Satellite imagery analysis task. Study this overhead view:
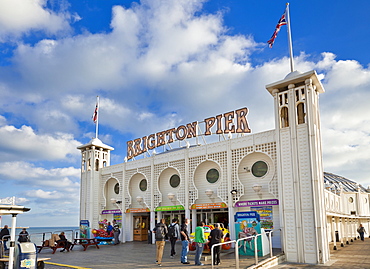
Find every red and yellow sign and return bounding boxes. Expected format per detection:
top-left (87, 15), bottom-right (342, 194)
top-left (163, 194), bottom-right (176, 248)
top-left (126, 208), bottom-right (150, 213)
top-left (190, 202), bottom-right (227, 210)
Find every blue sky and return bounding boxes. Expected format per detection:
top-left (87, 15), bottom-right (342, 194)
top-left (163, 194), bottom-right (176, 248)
top-left (1, 0), bottom-right (370, 227)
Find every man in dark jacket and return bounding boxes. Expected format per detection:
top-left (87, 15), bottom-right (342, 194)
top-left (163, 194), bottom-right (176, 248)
top-left (209, 223), bottom-right (224, 265)
top-left (153, 219), bottom-right (168, 267)
top-left (0, 225), bottom-right (10, 251)
top-left (168, 218), bottom-right (180, 258)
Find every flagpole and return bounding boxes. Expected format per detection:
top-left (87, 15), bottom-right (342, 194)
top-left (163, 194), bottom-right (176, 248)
top-left (286, 3), bottom-right (294, 72)
top-left (95, 96), bottom-right (99, 139)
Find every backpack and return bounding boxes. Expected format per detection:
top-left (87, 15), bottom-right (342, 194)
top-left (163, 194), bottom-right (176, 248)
top-left (155, 224), bottom-right (165, 240)
top-left (168, 224), bottom-right (177, 238)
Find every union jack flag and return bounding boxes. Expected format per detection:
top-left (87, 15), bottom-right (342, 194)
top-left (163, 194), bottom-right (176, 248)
top-left (267, 12), bottom-right (287, 48)
top-left (92, 100), bottom-right (98, 123)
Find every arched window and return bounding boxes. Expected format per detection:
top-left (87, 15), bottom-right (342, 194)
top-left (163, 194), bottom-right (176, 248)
top-left (280, 107), bottom-right (289, 128)
top-left (95, 159), bottom-right (99, 171)
top-left (297, 102), bottom-right (306, 124)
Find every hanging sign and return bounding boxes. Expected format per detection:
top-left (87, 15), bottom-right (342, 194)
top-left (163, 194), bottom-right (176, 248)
top-left (190, 202), bottom-right (227, 210)
top-left (101, 209), bottom-right (121, 214)
top-left (155, 205), bottom-right (185, 211)
top-left (235, 199), bottom-right (279, 207)
top-left (126, 208), bottom-right (150, 213)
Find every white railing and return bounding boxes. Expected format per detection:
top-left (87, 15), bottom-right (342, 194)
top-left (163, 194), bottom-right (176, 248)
top-left (210, 240), bottom-right (236, 269)
top-left (210, 231), bottom-right (273, 269)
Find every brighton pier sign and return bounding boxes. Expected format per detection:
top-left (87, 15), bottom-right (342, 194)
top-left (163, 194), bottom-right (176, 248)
top-left (127, 107), bottom-right (251, 160)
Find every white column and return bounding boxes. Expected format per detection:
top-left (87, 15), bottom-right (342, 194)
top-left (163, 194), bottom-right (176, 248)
top-left (150, 211), bottom-right (155, 244)
top-left (332, 217), bottom-right (337, 250)
top-left (191, 210), bottom-right (196, 234)
top-left (8, 214), bottom-right (17, 269)
top-left (339, 218), bottom-right (344, 247)
top-left (345, 218), bottom-right (349, 245)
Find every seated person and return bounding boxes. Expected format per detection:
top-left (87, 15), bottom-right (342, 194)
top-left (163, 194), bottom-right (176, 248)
top-left (57, 232), bottom-right (72, 252)
top-left (18, 228), bottom-right (29, 242)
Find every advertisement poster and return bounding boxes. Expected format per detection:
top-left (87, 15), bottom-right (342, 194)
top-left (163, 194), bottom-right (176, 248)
top-left (250, 206), bottom-right (273, 230)
top-left (80, 220), bottom-right (90, 238)
top-left (234, 211), bottom-right (262, 256)
top-left (113, 213), bottom-right (122, 228)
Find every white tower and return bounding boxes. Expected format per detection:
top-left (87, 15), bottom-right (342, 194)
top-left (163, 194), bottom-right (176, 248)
top-left (266, 70), bottom-right (329, 264)
top-left (77, 138), bottom-right (114, 230)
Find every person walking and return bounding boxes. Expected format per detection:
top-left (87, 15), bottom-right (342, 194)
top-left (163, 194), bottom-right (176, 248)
top-left (357, 224), bottom-right (366, 241)
top-left (194, 221), bottom-right (207, 266)
top-left (180, 218), bottom-right (190, 264)
top-left (209, 223), bottom-right (224, 266)
top-left (153, 219), bottom-right (168, 267)
top-left (0, 225), bottom-right (10, 251)
top-left (168, 218), bottom-right (180, 258)
top-left (18, 228), bottom-right (29, 242)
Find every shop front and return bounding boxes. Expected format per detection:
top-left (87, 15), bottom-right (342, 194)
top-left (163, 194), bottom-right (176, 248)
top-left (126, 208), bottom-right (150, 241)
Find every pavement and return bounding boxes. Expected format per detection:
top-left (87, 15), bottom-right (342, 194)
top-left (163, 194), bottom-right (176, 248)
top-left (10, 236), bottom-right (370, 269)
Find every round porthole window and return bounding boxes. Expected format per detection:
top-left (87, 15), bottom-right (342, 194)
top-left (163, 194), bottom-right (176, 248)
top-left (206, 169), bottom-right (219, 184)
top-left (170, 174), bottom-right (180, 188)
top-left (251, 161), bottom-right (268, 177)
top-left (349, 197), bottom-right (354, 203)
top-left (139, 179), bottom-right (147, 192)
top-left (114, 183), bottom-right (120, 194)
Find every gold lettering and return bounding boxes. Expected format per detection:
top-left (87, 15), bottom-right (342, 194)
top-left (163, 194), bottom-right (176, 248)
top-left (175, 125), bottom-right (187, 140)
top-left (235, 108), bottom-right (251, 133)
top-left (215, 114), bottom-right (223, 134)
top-left (141, 136), bottom-right (148, 153)
top-left (127, 140), bottom-right (134, 160)
top-left (165, 128), bottom-right (176, 143)
top-left (186, 122), bottom-right (198, 138)
top-left (156, 131), bottom-right (166, 147)
top-left (147, 134), bottom-right (156, 150)
top-left (134, 138), bottom-right (143, 155)
top-left (204, 117), bottom-right (215, 135)
top-left (223, 111), bottom-right (235, 133)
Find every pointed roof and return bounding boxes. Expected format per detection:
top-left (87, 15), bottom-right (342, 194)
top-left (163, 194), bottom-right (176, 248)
top-left (77, 137), bottom-right (114, 151)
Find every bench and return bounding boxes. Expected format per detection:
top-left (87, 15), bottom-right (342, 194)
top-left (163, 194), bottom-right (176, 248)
top-left (70, 238), bottom-right (99, 251)
top-left (0, 257), bottom-right (50, 269)
top-left (37, 234), bottom-right (73, 254)
top-left (37, 240), bottom-right (70, 254)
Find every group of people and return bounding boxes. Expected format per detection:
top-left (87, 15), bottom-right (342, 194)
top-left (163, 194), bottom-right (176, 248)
top-left (106, 219), bottom-right (121, 245)
top-left (153, 218), bottom-right (223, 267)
top-left (0, 226), bottom-right (29, 251)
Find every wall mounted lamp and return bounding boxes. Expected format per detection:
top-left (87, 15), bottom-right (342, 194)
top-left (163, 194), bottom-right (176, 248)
top-left (205, 189), bottom-right (214, 197)
top-left (167, 193), bottom-right (176, 201)
top-left (252, 184), bottom-right (262, 193)
top-left (136, 196), bottom-right (144, 203)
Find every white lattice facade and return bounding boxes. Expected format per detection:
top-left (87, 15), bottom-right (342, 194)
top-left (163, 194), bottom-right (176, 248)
top-left (77, 70), bottom-right (343, 265)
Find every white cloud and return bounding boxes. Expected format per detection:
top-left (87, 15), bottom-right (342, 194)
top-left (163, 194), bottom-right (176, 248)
top-left (0, 161), bottom-right (80, 187)
top-left (0, 124), bottom-right (81, 162)
top-left (0, 0), bottom-right (74, 41)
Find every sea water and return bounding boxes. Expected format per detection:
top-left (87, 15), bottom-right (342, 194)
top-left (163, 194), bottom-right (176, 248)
top-left (12, 227), bottom-right (79, 246)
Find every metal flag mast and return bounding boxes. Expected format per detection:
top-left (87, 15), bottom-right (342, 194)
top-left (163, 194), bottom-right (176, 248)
top-left (286, 3), bottom-right (295, 73)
